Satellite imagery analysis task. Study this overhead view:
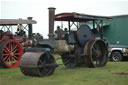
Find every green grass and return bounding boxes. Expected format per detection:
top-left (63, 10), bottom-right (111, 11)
top-left (0, 59), bottom-right (128, 85)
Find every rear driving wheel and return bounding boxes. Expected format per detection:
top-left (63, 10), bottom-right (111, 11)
top-left (111, 51), bottom-right (122, 62)
top-left (84, 40), bottom-right (108, 67)
top-left (0, 40), bottom-right (23, 68)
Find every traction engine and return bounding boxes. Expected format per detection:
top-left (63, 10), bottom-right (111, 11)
top-left (0, 18), bottom-right (37, 68)
top-left (20, 8), bottom-right (111, 77)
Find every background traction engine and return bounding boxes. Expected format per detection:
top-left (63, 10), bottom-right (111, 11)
top-left (20, 8), bottom-right (108, 77)
top-left (0, 18), bottom-right (37, 68)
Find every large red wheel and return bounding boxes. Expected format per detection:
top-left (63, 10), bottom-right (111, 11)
top-left (0, 40), bottom-right (23, 68)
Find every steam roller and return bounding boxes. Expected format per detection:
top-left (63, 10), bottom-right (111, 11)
top-left (19, 7), bottom-right (109, 77)
top-left (20, 48), bottom-right (57, 77)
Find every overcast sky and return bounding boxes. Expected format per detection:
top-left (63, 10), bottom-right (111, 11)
top-left (1, 0), bottom-right (128, 38)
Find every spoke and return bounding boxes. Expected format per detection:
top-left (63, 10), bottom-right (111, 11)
top-left (92, 43), bottom-right (101, 66)
top-left (92, 48), bottom-right (97, 56)
top-left (3, 56), bottom-right (9, 61)
top-left (13, 55), bottom-right (18, 60)
top-left (94, 43), bottom-right (98, 51)
top-left (92, 47), bottom-right (96, 53)
top-left (10, 57), bottom-right (13, 65)
top-left (13, 48), bottom-right (18, 53)
top-left (3, 54), bottom-right (9, 56)
top-left (4, 46), bottom-right (11, 53)
top-left (9, 42), bottom-right (11, 51)
top-left (12, 57), bottom-right (17, 62)
top-left (3, 49), bottom-right (8, 54)
top-left (92, 44), bottom-right (97, 52)
top-left (93, 45), bottom-right (99, 57)
top-left (14, 53), bottom-right (21, 55)
top-left (12, 45), bottom-right (18, 52)
top-left (96, 44), bottom-right (102, 53)
top-left (11, 43), bottom-right (13, 52)
top-left (6, 56), bottom-right (11, 63)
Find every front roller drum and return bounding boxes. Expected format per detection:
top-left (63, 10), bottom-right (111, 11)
top-left (84, 39), bottom-right (108, 68)
top-left (20, 52), bottom-right (57, 77)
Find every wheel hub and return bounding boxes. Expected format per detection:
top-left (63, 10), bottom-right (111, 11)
top-left (96, 51), bottom-right (102, 57)
top-left (10, 52), bottom-right (14, 56)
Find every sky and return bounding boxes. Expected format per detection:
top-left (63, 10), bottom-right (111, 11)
top-left (1, 0), bottom-right (128, 38)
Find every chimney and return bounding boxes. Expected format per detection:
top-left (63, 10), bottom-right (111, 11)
top-left (27, 17), bottom-right (33, 39)
top-left (48, 7), bottom-right (56, 39)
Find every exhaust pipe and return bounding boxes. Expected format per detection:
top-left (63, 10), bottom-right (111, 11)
top-left (27, 17), bottom-right (33, 39)
top-left (48, 7), bottom-right (56, 39)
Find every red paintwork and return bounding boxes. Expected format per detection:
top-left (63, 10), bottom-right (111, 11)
top-left (1, 40), bottom-right (23, 68)
top-left (0, 19), bottom-right (36, 68)
top-left (12, 36), bottom-right (24, 43)
top-left (0, 32), bottom-right (32, 68)
top-left (55, 13), bottom-right (73, 18)
top-left (55, 12), bottom-right (112, 22)
top-left (0, 33), bottom-right (24, 44)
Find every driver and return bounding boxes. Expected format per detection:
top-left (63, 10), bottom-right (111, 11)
top-left (16, 24), bottom-right (26, 36)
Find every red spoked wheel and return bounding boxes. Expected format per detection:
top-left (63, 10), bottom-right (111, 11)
top-left (0, 40), bottom-right (23, 68)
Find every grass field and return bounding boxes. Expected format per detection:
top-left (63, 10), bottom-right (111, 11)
top-left (0, 60), bottom-right (128, 85)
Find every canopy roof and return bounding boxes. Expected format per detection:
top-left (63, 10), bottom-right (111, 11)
top-left (0, 19), bottom-right (37, 25)
top-left (55, 12), bottom-right (112, 22)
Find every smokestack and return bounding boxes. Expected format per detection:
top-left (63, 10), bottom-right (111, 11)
top-left (48, 7), bottom-right (56, 39)
top-left (27, 17), bottom-right (33, 39)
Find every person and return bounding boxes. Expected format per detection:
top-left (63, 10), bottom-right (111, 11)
top-left (64, 28), bottom-right (68, 32)
top-left (55, 26), bottom-right (63, 39)
top-left (63, 28), bottom-right (69, 41)
top-left (16, 24), bottom-right (26, 37)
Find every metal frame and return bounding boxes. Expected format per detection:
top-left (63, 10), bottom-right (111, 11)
top-left (55, 12), bottom-right (112, 39)
top-left (68, 21), bottom-right (79, 31)
top-left (92, 20), bottom-right (104, 39)
top-left (0, 17), bottom-right (37, 39)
